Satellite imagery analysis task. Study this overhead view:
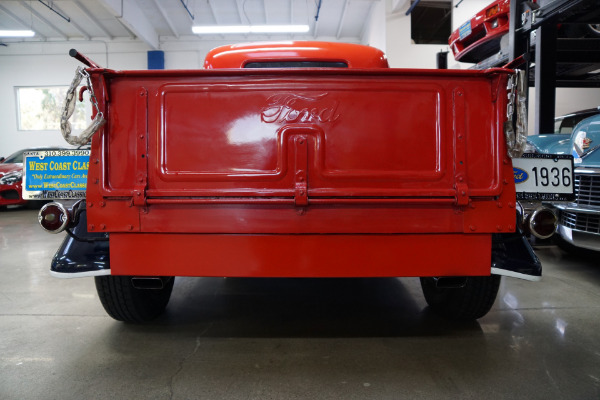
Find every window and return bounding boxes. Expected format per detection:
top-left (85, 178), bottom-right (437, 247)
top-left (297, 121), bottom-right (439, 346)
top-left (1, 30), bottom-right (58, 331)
top-left (410, 1), bottom-right (452, 45)
top-left (16, 86), bottom-right (89, 131)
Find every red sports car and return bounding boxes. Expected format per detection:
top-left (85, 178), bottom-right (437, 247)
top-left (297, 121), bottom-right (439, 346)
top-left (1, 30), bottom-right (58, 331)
top-left (450, 0), bottom-right (600, 63)
top-left (449, 0), bottom-right (510, 63)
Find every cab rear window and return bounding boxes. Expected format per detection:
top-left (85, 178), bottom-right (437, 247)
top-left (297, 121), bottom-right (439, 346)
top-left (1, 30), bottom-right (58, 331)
top-left (244, 61), bottom-right (348, 68)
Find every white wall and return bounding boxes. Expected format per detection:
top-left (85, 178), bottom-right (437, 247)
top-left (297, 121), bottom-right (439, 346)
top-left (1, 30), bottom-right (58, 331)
top-left (385, 0), bottom-right (443, 69)
top-left (0, 39), bottom-right (231, 156)
top-left (384, 0), bottom-right (486, 69)
top-left (0, 41), bottom-right (149, 156)
top-left (529, 87), bottom-right (600, 132)
top-left (363, 0), bottom-right (387, 51)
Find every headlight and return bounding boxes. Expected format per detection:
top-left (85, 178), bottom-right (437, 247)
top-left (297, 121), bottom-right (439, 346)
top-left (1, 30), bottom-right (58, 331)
top-left (0, 171), bottom-right (22, 185)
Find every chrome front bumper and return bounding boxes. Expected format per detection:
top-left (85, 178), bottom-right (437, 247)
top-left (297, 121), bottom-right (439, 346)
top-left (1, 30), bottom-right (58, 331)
top-left (555, 204), bottom-right (600, 251)
top-left (551, 168), bottom-right (600, 251)
top-left (557, 224), bottom-right (600, 251)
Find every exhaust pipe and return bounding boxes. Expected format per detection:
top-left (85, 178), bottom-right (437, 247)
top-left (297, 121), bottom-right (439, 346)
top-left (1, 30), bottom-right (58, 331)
top-left (131, 277), bottom-right (169, 290)
top-left (434, 277), bottom-right (467, 289)
top-left (527, 207), bottom-right (557, 240)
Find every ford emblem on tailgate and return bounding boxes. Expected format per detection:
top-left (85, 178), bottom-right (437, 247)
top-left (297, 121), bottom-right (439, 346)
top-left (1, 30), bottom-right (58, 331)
top-left (261, 93), bottom-right (340, 124)
top-left (513, 167), bottom-right (528, 183)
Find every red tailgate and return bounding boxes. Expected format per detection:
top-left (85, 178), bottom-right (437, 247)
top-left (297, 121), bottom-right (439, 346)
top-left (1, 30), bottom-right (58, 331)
top-left (86, 68), bottom-right (514, 236)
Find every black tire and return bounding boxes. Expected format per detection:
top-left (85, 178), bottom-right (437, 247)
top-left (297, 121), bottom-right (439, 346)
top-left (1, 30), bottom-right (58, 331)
top-left (420, 275), bottom-right (501, 321)
top-left (94, 276), bottom-right (174, 323)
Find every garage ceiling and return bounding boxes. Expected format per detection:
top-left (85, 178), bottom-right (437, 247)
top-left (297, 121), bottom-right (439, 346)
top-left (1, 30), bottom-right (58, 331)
top-left (0, 0), bottom-right (382, 48)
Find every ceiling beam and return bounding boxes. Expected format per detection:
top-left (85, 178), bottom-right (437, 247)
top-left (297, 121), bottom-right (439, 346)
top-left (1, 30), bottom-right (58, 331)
top-left (0, 4), bottom-right (47, 39)
top-left (234, 0), bottom-right (250, 38)
top-left (206, 0), bottom-right (226, 39)
top-left (336, 0), bottom-right (349, 39)
top-left (207, 0), bottom-right (219, 24)
top-left (96, 0), bottom-right (159, 49)
top-left (20, 2), bottom-right (68, 39)
top-left (73, 0), bottom-right (113, 39)
top-left (360, 1), bottom-right (376, 44)
top-left (43, 2), bottom-right (91, 40)
top-left (263, 0), bottom-right (268, 24)
top-left (235, 0), bottom-right (245, 24)
top-left (152, 0), bottom-right (179, 38)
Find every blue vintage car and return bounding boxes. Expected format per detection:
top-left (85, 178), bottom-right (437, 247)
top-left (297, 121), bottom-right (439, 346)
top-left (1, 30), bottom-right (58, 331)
top-left (527, 113), bottom-right (600, 251)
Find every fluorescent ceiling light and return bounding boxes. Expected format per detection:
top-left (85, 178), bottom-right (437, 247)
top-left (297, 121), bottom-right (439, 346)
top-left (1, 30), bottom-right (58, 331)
top-left (0, 30), bottom-right (35, 37)
top-left (192, 25), bottom-right (310, 34)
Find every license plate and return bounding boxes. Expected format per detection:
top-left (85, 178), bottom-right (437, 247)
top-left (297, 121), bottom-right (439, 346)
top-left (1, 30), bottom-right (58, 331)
top-left (22, 150), bottom-right (90, 200)
top-left (513, 154), bottom-right (574, 201)
top-left (458, 21), bottom-right (472, 40)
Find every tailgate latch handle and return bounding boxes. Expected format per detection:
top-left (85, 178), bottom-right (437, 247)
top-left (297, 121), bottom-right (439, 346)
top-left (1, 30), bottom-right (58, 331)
top-left (294, 136), bottom-right (309, 207)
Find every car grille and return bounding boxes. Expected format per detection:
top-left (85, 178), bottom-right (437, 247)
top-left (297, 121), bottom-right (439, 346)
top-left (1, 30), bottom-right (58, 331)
top-left (558, 171), bottom-right (600, 234)
top-left (461, 29), bottom-right (486, 49)
top-left (573, 172), bottom-right (600, 208)
top-left (0, 189), bottom-right (20, 200)
top-left (560, 210), bottom-right (600, 234)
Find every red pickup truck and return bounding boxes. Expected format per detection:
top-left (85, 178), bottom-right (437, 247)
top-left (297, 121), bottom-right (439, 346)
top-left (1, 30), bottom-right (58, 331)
top-left (38, 41), bottom-right (548, 323)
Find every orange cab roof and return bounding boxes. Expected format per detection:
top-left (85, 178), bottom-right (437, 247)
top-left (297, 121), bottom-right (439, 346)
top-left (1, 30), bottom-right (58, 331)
top-left (203, 41), bottom-right (389, 69)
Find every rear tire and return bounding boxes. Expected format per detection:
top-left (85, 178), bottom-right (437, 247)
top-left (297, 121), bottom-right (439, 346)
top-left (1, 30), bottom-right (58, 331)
top-left (95, 276), bottom-right (174, 323)
top-left (420, 275), bottom-right (501, 321)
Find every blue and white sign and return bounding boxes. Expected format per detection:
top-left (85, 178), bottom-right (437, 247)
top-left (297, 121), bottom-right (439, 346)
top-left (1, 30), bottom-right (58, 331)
top-left (22, 150), bottom-right (90, 200)
top-left (458, 21), bottom-right (472, 40)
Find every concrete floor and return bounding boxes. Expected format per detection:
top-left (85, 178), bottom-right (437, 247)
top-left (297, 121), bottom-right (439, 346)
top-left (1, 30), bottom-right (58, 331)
top-left (1, 207), bottom-right (600, 400)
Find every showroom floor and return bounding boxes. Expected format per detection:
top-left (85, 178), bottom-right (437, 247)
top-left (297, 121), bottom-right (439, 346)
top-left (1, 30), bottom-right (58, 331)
top-left (1, 207), bottom-right (599, 400)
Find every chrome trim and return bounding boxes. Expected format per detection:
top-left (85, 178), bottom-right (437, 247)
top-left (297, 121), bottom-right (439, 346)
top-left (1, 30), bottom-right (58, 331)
top-left (38, 202), bottom-right (70, 233)
top-left (491, 267), bottom-right (542, 282)
top-left (50, 269), bottom-right (111, 279)
top-left (574, 167), bottom-right (600, 174)
top-left (557, 225), bottom-right (600, 252)
top-left (554, 204), bottom-right (600, 214)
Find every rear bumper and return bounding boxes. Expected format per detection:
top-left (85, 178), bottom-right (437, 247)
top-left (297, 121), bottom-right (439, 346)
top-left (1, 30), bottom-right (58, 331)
top-left (51, 229), bottom-right (544, 279)
top-left (51, 207), bottom-right (542, 279)
top-left (109, 232), bottom-right (493, 278)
